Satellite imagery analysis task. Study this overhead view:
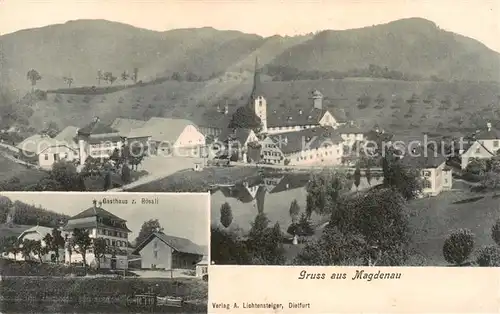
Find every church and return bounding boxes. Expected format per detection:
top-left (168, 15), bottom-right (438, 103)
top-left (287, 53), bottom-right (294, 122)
top-left (248, 58), bottom-right (344, 135)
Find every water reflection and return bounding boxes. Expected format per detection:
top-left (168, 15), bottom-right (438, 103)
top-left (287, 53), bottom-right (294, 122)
top-left (210, 172), bottom-right (383, 233)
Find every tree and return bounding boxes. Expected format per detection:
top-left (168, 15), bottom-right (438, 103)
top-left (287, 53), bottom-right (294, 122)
top-left (97, 70), bottom-right (103, 86)
top-left (45, 228), bottom-right (65, 263)
top-left (382, 149), bottom-right (422, 200)
top-left (465, 158), bottom-right (488, 176)
top-left (288, 199), bottom-right (300, 223)
top-left (72, 228), bottom-right (92, 270)
top-left (365, 166), bottom-right (372, 186)
top-left (103, 171), bottom-right (112, 191)
top-left (294, 226), bottom-right (365, 265)
top-left (442, 229), bottom-right (474, 266)
top-left (135, 219), bottom-right (163, 246)
top-left (374, 93), bottom-right (385, 108)
top-left (121, 71), bottom-right (129, 82)
top-left (287, 213), bottom-right (314, 237)
top-left (132, 67), bottom-right (139, 83)
top-left (44, 161), bottom-right (86, 191)
top-left (211, 226), bottom-right (250, 265)
top-left (121, 164), bottom-right (131, 184)
top-left (337, 188), bottom-right (410, 266)
top-left (228, 106), bottom-right (262, 130)
top-left (63, 76), bottom-right (74, 88)
top-left (171, 72), bottom-right (182, 81)
top-left (220, 202), bottom-right (233, 228)
top-left (93, 237), bottom-right (107, 269)
top-left (27, 69), bottom-right (42, 91)
top-left (245, 213), bottom-right (285, 265)
top-left (353, 166), bottom-right (361, 191)
top-left (20, 239), bottom-right (35, 261)
top-left (305, 171), bottom-right (348, 218)
top-left (31, 240), bottom-right (45, 263)
top-left (476, 245), bottom-right (500, 266)
top-left (491, 219), bottom-right (500, 246)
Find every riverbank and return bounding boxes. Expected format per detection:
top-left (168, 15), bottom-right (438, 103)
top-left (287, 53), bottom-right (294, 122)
top-left (0, 276), bottom-right (207, 312)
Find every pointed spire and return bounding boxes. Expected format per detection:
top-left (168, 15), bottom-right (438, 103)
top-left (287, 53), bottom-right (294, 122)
top-left (249, 56), bottom-right (262, 105)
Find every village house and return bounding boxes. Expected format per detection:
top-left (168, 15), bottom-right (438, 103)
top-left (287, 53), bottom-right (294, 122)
top-left (461, 122), bottom-right (499, 169)
top-left (260, 127), bottom-right (344, 166)
top-left (127, 117), bottom-right (206, 157)
top-left (400, 145), bottom-right (452, 197)
top-left (16, 133), bottom-right (79, 169)
top-left (63, 200), bottom-right (131, 269)
top-left (217, 127), bottom-right (259, 162)
top-left (132, 232), bottom-right (205, 270)
top-left (10, 225), bottom-right (66, 262)
top-left (77, 117), bottom-right (124, 165)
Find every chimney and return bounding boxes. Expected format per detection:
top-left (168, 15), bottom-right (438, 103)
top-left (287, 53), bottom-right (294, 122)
top-left (487, 122), bottom-right (492, 131)
top-left (299, 109), bottom-right (303, 115)
top-left (98, 201), bottom-right (102, 207)
top-left (92, 199), bottom-right (97, 208)
top-left (224, 104), bottom-right (228, 115)
top-left (93, 116), bottom-right (100, 123)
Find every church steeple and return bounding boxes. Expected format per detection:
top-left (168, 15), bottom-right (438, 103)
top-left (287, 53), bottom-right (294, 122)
top-left (249, 57), bottom-right (262, 104)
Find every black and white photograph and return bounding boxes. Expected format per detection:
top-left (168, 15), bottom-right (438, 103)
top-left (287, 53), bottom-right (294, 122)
top-left (1, 0), bottom-right (500, 271)
top-left (0, 192), bottom-right (209, 313)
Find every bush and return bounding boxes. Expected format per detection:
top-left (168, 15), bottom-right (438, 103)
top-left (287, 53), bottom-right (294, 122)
top-left (443, 229), bottom-right (474, 265)
top-left (476, 245), bottom-right (500, 266)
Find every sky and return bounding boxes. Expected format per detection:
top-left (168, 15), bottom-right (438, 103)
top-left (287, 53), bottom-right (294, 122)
top-left (0, 192), bottom-right (210, 247)
top-left (0, 0), bottom-right (499, 52)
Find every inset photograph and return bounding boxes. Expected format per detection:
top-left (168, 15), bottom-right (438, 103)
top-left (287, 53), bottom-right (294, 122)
top-left (0, 192), bottom-right (209, 313)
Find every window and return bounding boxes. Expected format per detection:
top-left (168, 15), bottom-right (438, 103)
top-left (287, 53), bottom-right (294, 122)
top-left (423, 180), bottom-right (432, 189)
top-left (153, 240), bottom-right (158, 249)
top-left (105, 239), bottom-right (110, 245)
top-left (495, 141), bottom-right (499, 148)
top-left (153, 251), bottom-right (158, 259)
top-left (112, 240), bottom-right (115, 246)
top-left (476, 148), bottom-right (481, 153)
top-left (44, 154), bottom-right (48, 160)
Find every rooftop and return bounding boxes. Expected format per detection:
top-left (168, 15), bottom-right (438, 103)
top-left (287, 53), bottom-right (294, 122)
top-left (133, 232), bottom-right (205, 256)
top-left (268, 126), bottom-right (343, 155)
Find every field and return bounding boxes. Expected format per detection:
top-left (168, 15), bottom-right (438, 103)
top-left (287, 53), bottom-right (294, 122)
top-left (22, 78), bottom-right (500, 138)
top-left (0, 154), bottom-right (46, 184)
top-left (407, 189), bottom-right (500, 265)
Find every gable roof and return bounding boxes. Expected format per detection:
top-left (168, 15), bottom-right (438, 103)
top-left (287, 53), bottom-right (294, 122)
top-left (18, 225), bottom-right (57, 240)
top-left (475, 127), bottom-right (500, 140)
top-left (269, 173), bottom-right (310, 194)
top-left (111, 118), bottom-right (147, 136)
top-left (268, 126), bottom-right (343, 155)
top-left (127, 117), bottom-right (198, 143)
top-left (54, 126), bottom-right (79, 144)
top-left (219, 181), bottom-right (262, 203)
top-left (218, 128), bottom-right (255, 146)
top-left (134, 232), bottom-right (205, 256)
top-left (17, 134), bottom-right (78, 154)
top-left (463, 141), bottom-right (496, 157)
top-left (69, 204), bottom-right (125, 222)
top-left (267, 107), bottom-right (329, 128)
top-left (78, 119), bottom-right (118, 136)
top-left (400, 146), bottom-right (447, 169)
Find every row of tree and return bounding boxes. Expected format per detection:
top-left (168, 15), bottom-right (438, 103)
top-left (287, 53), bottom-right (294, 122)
top-left (265, 64), bottom-right (429, 82)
